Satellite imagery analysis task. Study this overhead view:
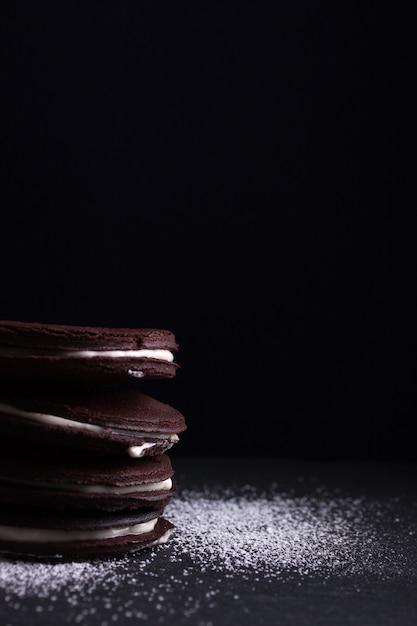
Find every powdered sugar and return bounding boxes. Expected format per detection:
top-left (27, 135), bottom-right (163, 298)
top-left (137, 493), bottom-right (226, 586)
top-left (0, 557), bottom-right (128, 599)
top-left (169, 486), bottom-right (375, 577)
top-left (168, 484), bottom-right (416, 580)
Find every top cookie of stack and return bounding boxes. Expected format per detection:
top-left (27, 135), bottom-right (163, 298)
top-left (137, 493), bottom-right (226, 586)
top-left (0, 320), bottom-right (187, 561)
top-left (0, 320), bottom-right (179, 386)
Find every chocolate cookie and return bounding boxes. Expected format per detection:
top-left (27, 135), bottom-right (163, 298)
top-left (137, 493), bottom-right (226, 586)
top-left (0, 503), bottom-right (174, 560)
top-left (0, 447), bottom-right (175, 511)
top-left (0, 320), bottom-right (179, 385)
top-left (0, 387), bottom-right (186, 457)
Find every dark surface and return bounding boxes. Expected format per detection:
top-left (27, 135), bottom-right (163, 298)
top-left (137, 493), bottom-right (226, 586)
top-left (1, 456), bottom-right (416, 626)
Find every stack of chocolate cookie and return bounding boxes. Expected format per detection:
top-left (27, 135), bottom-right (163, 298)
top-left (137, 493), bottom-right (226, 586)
top-left (0, 320), bottom-right (186, 560)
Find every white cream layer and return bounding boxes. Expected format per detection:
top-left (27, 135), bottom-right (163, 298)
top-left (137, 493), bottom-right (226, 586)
top-left (128, 435), bottom-right (178, 457)
top-left (0, 518), bottom-right (158, 542)
top-left (0, 347), bottom-right (174, 361)
top-left (0, 403), bottom-right (179, 457)
top-left (0, 403), bottom-right (104, 432)
top-left (56, 478), bottom-right (172, 494)
top-left (64, 349), bottom-right (174, 361)
top-left (3, 477), bottom-right (173, 495)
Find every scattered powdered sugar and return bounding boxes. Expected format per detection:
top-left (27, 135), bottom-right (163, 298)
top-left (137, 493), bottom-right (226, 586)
top-left (0, 482), bottom-right (415, 623)
top-left (0, 556), bottom-right (130, 600)
top-left (169, 486), bottom-right (373, 577)
top-left (168, 484), bottom-right (415, 580)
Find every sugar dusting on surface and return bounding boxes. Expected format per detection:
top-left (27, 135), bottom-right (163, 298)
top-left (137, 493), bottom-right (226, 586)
top-left (0, 483), bottom-right (416, 623)
top-left (168, 485), bottom-right (408, 578)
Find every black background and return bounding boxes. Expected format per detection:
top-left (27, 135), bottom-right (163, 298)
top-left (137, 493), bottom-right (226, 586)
top-left (0, 3), bottom-right (412, 461)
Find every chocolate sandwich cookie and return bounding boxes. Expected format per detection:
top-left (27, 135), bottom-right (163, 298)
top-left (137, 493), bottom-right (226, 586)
top-left (0, 503), bottom-right (175, 560)
top-left (0, 448), bottom-right (175, 511)
top-left (0, 387), bottom-right (186, 457)
top-left (0, 320), bottom-right (179, 385)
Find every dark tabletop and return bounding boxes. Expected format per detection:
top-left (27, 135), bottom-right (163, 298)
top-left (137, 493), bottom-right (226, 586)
top-left (1, 456), bottom-right (417, 626)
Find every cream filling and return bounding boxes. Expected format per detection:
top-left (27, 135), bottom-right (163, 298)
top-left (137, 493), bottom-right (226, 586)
top-left (128, 435), bottom-right (179, 457)
top-left (65, 349), bottom-right (174, 361)
top-left (0, 347), bottom-right (174, 361)
top-left (0, 404), bottom-right (179, 457)
top-left (0, 518), bottom-right (158, 542)
top-left (127, 369), bottom-right (145, 378)
top-left (128, 442), bottom-right (158, 457)
top-left (0, 403), bottom-right (104, 433)
top-left (0, 346), bottom-right (174, 362)
top-left (2, 477), bottom-right (173, 495)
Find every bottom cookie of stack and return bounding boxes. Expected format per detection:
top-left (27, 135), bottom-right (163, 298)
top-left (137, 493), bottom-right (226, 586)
top-left (0, 505), bottom-right (174, 560)
top-left (0, 446), bottom-right (177, 561)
